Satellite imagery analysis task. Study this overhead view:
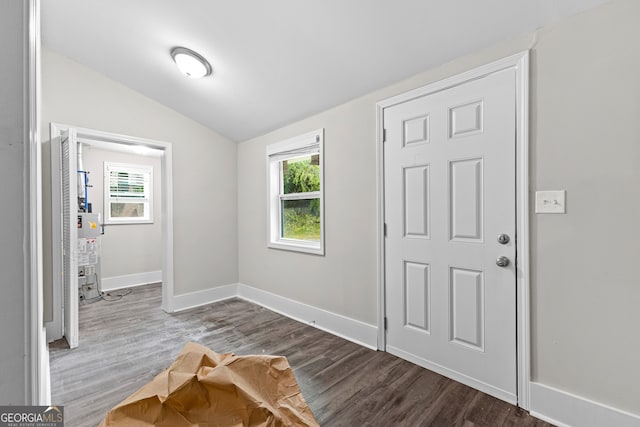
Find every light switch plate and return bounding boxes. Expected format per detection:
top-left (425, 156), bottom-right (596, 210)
top-left (535, 190), bottom-right (566, 213)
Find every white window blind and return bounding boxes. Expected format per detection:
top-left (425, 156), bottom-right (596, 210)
top-left (109, 170), bottom-right (148, 200)
top-left (104, 162), bottom-right (153, 224)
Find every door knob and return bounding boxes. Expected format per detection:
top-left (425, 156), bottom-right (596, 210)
top-left (496, 256), bottom-right (510, 267)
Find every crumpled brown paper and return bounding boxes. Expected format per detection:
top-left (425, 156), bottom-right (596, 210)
top-left (99, 342), bottom-right (319, 427)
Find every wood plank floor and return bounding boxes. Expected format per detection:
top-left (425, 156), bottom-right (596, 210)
top-left (49, 284), bottom-right (553, 427)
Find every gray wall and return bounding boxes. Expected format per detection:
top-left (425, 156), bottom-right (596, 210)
top-left (82, 147), bottom-right (162, 280)
top-left (0, 1), bottom-right (28, 404)
top-left (530, 0), bottom-right (640, 412)
top-left (238, 0), bottom-right (640, 416)
top-left (41, 47), bottom-right (238, 318)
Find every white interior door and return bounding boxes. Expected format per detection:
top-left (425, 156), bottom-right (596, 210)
top-left (61, 129), bottom-right (79, 348)
top-left (383, 68), bottom-right (517, 403)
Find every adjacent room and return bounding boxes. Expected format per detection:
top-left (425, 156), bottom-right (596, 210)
top-left (1, 0), bottom-right (639, 426)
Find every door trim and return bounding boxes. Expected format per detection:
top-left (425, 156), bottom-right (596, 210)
top-left (27, 0), bottom-right (46, 404)
top-left (375, 51), bottom-right (530, 409)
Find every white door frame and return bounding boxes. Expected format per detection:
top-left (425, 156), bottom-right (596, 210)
top-left (375, 51), bottom-right (530, 409)
top-left (27, 0), bottom-right (46, 404)
top-left (49, 123), bottom-right (177, 344)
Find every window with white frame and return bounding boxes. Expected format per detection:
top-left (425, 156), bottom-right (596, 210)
top-left (267, 129), bottom-right (324, 255)
top-left (104, 162), bottom-right (153, 224)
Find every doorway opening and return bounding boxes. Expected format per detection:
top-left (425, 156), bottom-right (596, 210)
top-left (47, 123), bottom-right (175, 348)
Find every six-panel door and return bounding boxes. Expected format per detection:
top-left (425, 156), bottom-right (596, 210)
top-left (384, 68), bottom-right (517, 403)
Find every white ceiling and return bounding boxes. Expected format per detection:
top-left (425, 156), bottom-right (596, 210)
top-left (42, 0), bottom-right (610, 142)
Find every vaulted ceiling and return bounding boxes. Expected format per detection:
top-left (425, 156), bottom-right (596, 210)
top-left (42, 0), bottom-right (610, 142)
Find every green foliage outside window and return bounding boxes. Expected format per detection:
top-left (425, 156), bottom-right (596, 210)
top-left (281, 157), bottom-right (320, 241)
top-left (283, 157), bottom-right (320, 193)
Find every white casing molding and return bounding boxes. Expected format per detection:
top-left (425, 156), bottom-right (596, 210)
top-left (265, 129), bottom-right (325, 256)
top-left (170, 284), bottom-right (238, 313)
top-left (101, 271), bottom-right (163, 291)
top-left (530, 382), bottom-right (640, 427)
top-left (237, 283), bottom-right (378, 350)
top-left (27, 0), bottom-right (47, 405)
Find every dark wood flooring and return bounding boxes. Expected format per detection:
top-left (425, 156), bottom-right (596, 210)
top-left (49, 283), bottom-right (552, 427)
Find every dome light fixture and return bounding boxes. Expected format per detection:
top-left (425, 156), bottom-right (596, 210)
top-left (170, 46), bottom-right (212, 78)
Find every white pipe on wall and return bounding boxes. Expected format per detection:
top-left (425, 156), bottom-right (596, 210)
top-left (77, 142), bottom-right (86, 210)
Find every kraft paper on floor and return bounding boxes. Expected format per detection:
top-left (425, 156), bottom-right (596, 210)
top-left (99, 342), bottom-right (319, 427)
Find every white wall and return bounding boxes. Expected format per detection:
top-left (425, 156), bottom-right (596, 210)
top-left (0, 1), bottom-right (28, 404)
top-left (530, 0), bottom-right (640, 414)
top-left (41, 47), bottom-right (238, 314)
top-left (82, 147), bottom-right (162, 281)
top-left (238, 0), bottom-right (640, 417)
top-left (238, 98), bottom-right (379, 324)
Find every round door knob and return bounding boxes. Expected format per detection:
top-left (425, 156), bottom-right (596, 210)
top-left (496, 256), bottom-right (510, 267)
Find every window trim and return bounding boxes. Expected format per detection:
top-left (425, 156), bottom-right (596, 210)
top-left (266, 129), bottom-right (324, 255)
top-left (103, 161), bottom-right (154, 224)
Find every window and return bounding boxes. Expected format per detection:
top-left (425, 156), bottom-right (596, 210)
top-left (104, 162), bottom-right (153, 224)
top-left (267, 129), bottom-right (324, 255)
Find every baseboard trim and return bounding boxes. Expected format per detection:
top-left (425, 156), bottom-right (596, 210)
top-left (101, 271), bottom-right (162, 291)
top-left (530, 382), bottom-right (640, 427)
top-left (237, 283), bottom-right (378, 350)
top-left (170, 284), bottom-right (238, 312)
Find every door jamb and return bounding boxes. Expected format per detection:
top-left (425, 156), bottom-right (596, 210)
top-left (375, 51), bottom-right (530, 409)
top-left (27, 0), bottom-right (45, 404)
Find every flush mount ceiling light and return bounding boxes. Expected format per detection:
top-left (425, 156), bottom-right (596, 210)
top-left (170, 46), bottom-right (212, 78)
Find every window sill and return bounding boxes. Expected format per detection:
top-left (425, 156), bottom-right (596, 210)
top-left (268, 240), bottom-right (324, 256)
top-left (104, 219), bottom-right (154, 225)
